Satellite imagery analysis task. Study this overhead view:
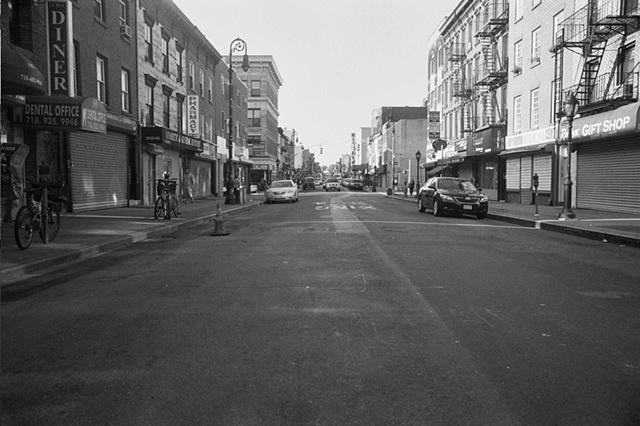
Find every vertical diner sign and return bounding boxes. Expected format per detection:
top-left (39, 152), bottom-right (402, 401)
top-left (47, 0), bottom-right (74, 97)
top-left (187, 95), bottom-right (199, 138)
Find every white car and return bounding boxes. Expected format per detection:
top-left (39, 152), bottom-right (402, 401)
top-left (324, 177), bottom-right (341, 191)
top-left (265, 180), bottom-right (299, 203)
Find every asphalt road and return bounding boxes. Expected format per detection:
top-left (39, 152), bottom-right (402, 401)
top-left (2, 190), bottom-right (640, 425)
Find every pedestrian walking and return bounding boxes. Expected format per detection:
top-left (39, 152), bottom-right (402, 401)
top-left (185, 168), bottom-right (196, 203)
top-left (408, 179), bottom-right (415, 196)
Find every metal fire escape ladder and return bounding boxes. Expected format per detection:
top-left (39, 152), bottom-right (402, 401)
top-left (576, 32), bottom-right (608, 104)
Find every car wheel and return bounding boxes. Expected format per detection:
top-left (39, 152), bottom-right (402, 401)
top-left (433, 198), bottom-right (443, 217)
top-left (477, 211), bottom-right (486, 219)
top-left (418, 195), bottom-right (426, 213)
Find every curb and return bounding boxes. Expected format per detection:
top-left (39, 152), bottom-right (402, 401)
top-left (385, 194), bottom-right (640, 248)
top-left (1, 202), bottom-right (261, 288)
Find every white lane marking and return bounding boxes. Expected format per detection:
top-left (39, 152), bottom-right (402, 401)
top-left (269, 220), bottom-right (534, 230)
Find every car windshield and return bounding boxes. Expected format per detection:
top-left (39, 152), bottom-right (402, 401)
top-left (439, 179), bottom-right (477, 193)
top-left (271, 181), bottom-right (293, 188)
top-left (327, 178), bottom-right (338, 183)
top-left (304, 178), bottom-right (314, 182)
top-left (352, 179), bottom-right (362, 183)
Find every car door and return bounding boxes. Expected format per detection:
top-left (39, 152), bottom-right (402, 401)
top-left (426, 179), bottom-right (437, 208)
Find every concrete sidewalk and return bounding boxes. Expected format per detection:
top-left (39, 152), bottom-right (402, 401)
top-left (1, 196), bottom-right (262, 287)
top-left (2, 192), bottom-right (639, 288)
top-left (388, 192), bottom-right (640, 248)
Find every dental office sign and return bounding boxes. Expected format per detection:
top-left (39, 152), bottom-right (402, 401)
top-left (560, 103), bottom-right (640, 142)
top-left (47, 0), bottom-right (74, 97)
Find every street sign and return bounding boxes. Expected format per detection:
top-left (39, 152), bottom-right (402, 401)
top-left (432, 139), bottom-right (447, 151)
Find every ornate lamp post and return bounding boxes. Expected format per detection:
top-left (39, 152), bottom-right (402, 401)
top-left (225, 38), bottom-right (250, 205)
top-left (415, 150), bottom-right (422, 197)
top-left (559, 93), bottom-right (579, 220)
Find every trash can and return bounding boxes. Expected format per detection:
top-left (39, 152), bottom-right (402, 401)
top-left (386, 188), bottom-right (392, 195)
top-left (234, 188), bottom-right (241, 204)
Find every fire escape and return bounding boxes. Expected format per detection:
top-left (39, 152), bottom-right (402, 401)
top-left (475, 1), bottom-right (509, 129)
top-left (449, 41), bottom-right (474, 137)
top-left (556, 0), bottom-right (640, 117)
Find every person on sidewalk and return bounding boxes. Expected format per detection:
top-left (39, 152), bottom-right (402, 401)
top-left (408, 179), bottom-right (415, 196)
top-left (184, 169), bottom-right (196, 203)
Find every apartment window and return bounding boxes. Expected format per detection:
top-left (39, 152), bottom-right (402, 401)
top-left (248, 108), bottom-right (260, 127)
top-left (177, 95), bottom-right (185, 133)
top-left (189, 62), bottom-right (195, 91)
top-left (162, 92), bottom-right (170, 128)
top-left (618, 44), bottom-right (636, 86)
top-left (513, 96), bottom-right (522, 133)
top-left (176, 46), bottom-right (184, 83)
top-left (121, 68), bottom-right (130, 113)
top-left (207, 116), bottom-right (214, 141)
top-left (199, 70), bottom-right (205, 97)
top-left (531, 27), bottom-right (541, 64)
top-left (96, 55), bottom-right (107, 104)
top-left (144, 19), bottom-right (153, 62)
top-left (221, 112), bottom-right (226, 136)
top-left (208, 76), bottom-right (213, 102)
top-left (514, 0), bottom-right (523, 21)
top-left (532, 0), bottom-right (541, 8)
top-left (552, 10), bottom-right (565, 47)
top-left (514, 40), bottom-right (523, 70)
top-left (251, 80), bottom-right (260, 97)
top-left (199, 111), bottom-right (205, 138)
top-left (73, 41), bottom-right (81, 96)
top-left (119, 0), bottom-right (129, 26)
top-left (530, 88), bottom-right (540, 129)
top-left (162, 34), bottom-right (170, 73)
top-left (94, 0), bottom-right (104, 21)
top-left (145, 83), bottom-right (154, 125)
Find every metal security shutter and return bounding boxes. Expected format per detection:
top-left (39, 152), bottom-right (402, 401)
top-left (577, 138), bottom-right (640, 213)
top-left (533, 154), bottom-right (552, 192)
top-left (520, 156), bottom-right (532, 204)
top-left (70, 131), bottom-right (128, 211)
top-left (506, 157), bottom-right (520, 190)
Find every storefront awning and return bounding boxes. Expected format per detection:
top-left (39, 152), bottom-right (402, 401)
top-left (1, 48), bottom-right (45, 96)
top-left (427, 165), bottom-right (448, 176)
top-left (499, 142), bottom-right (551, 156)
top-left (20, 96), bottom-right (107, 133)
top-left (141, 127), bottom-right (202, 152)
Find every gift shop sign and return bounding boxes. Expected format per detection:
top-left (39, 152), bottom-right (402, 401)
top-left (559, 103), bottom-right (640, 142)
top-left (47, 1), bottom-right (74, 96)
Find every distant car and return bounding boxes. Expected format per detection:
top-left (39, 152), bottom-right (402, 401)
top-left (341, 178), bottom-right (351, 188)
top-left (324, 177), bottom-right (341, 192)
top-left (265, 180), bottom-right (299, 203)
top-left (314, 178), bottom-right (322, 187)
top-left (349, 179), bottom-right (363, 190)
top-left (302, 177), bottom-right (315, 190)
top-left (417, 177), bottom-right (488, 219)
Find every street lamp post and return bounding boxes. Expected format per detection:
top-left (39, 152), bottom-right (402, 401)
top-left (415, 150), bottom-right (422, 198)
top-left (276, 158), bottom-right (280, 180)
top-left (225, 38), bottom-right (250, 205)
top-left (559, 93), bottom-right (579, 220)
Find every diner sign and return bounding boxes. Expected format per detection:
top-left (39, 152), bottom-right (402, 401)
top-left (47, 0), bottom-right (73, 96)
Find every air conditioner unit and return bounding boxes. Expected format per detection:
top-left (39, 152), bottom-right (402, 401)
top-left (623, 83), bottom-right (634, 98)
top-left (120, 24), bottom-right (132, 38)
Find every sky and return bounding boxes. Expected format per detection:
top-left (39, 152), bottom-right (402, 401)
top-left (173, 0), bottom-right (453, 166)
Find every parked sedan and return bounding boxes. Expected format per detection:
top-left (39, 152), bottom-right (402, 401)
top-left (349, 179), bottom-right (363, 190)
top-left (417, 177), bottom-right (488, 219)
top-left (265, 180), bottom-right (299, 203)
top-left (324, 177), bottom-right (341, 191)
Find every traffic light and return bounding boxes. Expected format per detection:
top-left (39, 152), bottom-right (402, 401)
top-left (320, 147), bottom-right (323, 154)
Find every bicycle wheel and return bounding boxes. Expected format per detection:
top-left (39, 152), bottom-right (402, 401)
top-left (171, 195), bottom-right (180, 218)
top-left (164, 197), bottom-right (171, 220)
top-left (40, 203), bottom-right (61, 242)
top-left (154, 196), bottom-right (166, 220)
top-left (14, 206), bottom-right (34, 250)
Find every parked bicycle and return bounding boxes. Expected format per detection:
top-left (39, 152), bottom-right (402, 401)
top-left (14, 184), bottom-right (67, 250)
top-left (154, 178), bottom-right (180, 220)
